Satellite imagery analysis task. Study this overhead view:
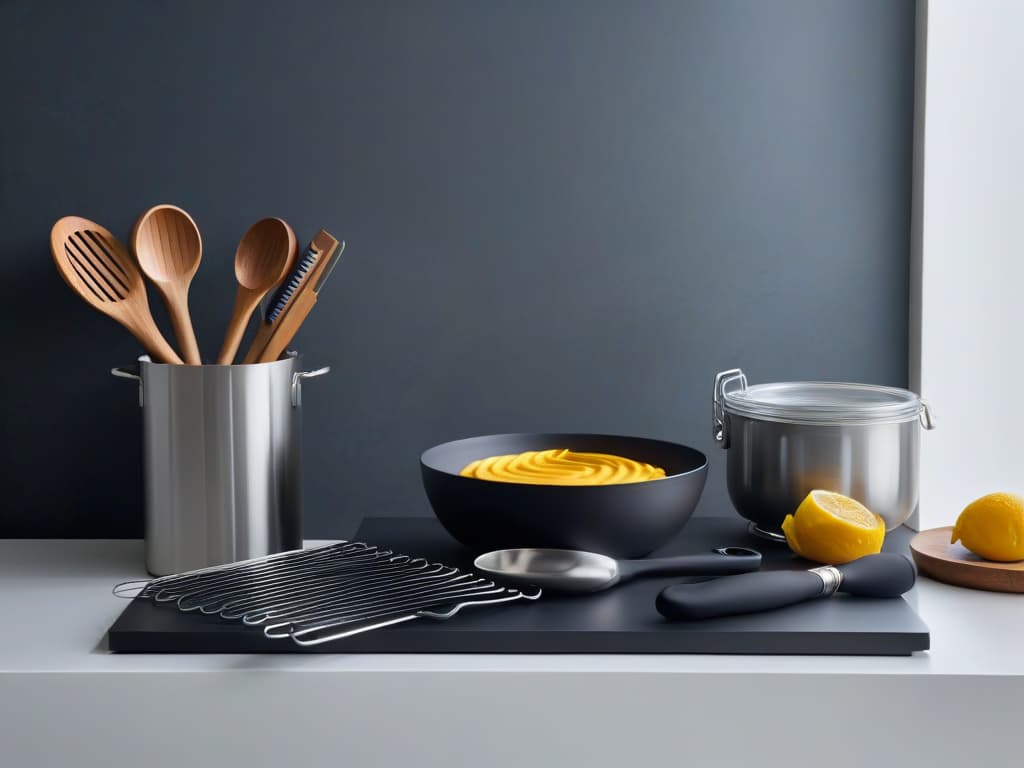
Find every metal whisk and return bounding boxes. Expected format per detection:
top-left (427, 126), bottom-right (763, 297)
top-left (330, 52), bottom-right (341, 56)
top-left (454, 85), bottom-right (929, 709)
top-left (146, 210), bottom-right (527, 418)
top-left (115, 541), bottom-right (541, 646)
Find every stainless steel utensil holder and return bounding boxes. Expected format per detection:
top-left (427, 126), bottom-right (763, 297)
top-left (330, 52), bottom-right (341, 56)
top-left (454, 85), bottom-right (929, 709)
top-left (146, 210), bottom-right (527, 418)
top-left (112, 352), bottom-right (329, 576)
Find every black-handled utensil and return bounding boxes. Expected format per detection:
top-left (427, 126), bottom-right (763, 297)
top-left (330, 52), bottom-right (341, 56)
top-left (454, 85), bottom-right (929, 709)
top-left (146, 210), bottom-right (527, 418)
top-left (474, 546), bottom-right (762, 594)
top-left (656, 552), bottom-right (916, 620)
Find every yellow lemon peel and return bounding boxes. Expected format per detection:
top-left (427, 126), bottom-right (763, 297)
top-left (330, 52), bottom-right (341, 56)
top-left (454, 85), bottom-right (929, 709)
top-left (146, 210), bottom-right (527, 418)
top-left (781, 490), bottom-right (885, 565)
top-left (951, 492), bottom-right (1024, 562)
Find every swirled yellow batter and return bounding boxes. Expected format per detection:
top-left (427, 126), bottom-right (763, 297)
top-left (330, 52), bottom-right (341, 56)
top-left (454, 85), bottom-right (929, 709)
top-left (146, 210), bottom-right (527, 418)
top-left (460, 448), bottom-right (666, 486)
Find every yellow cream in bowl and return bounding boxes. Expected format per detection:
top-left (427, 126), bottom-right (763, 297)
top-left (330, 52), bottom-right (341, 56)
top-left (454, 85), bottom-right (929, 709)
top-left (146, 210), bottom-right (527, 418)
top-left (460, 448), bottom-right (666, 486)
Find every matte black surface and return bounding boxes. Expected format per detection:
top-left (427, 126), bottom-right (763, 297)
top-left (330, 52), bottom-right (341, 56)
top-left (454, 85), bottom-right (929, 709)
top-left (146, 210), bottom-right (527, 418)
top-left (107, 516), bottom-right (930, 655)
top-left (615, 548), bottom-right (762, 580)
top-left (1, 0), bottom-right (917, 538)
top-left (657, 552), bottom-right (919, 620)
top-left (658, 570), bottom-right (826, 621)
top-left (421, 433), bottom-right (707, 557)
top-left (838, 551), bottom-right (919, 596)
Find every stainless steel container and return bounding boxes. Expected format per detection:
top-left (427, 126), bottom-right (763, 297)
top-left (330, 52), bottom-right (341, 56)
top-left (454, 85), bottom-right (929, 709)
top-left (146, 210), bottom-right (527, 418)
top-left (112, 353), bottom-right (329, 576)
top-left (712, 368), bottom-right (934, 538)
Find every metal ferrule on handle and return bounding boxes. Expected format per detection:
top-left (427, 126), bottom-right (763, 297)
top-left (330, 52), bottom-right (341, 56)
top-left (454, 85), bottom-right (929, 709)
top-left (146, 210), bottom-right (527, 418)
top-left (808, 565), bottom-right (844, 597)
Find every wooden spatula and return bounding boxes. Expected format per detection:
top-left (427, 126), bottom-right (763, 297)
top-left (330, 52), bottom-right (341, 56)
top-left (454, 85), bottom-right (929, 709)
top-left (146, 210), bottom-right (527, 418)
top-left (50, 216), bottom-right (184, 364)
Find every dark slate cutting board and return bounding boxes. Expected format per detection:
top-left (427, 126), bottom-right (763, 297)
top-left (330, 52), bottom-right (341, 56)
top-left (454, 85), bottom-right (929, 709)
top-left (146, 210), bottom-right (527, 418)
top-left (107, 516), bottom-right (930, 655)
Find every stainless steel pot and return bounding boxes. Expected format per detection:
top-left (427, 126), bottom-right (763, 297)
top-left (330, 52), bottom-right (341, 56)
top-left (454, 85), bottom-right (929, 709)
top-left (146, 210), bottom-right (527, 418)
top-left (712, 368), bottom-right (935, 538)
top-left (112, 352), bottom-right (329, 576)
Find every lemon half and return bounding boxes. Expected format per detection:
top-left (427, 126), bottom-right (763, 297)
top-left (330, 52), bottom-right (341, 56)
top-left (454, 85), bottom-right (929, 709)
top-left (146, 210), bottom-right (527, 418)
top-left (951, 492), bottom-right (1024, 562)
top-left (782, 490), bottom-right (886, 565)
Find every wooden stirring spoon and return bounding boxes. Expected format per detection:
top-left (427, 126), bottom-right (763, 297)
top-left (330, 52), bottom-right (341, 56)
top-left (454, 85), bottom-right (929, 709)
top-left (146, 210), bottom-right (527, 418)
top-left (50, 217), bottom-right (184, 364)
top-left (131, 205), bottom-right (203, 364)
top-left (216, 218), bottom-right (297, 365)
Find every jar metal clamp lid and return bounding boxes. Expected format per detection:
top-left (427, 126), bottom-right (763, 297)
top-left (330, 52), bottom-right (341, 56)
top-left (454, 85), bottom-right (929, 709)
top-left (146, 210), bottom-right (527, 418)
top-left (713, 368), bottom-right (935, 446)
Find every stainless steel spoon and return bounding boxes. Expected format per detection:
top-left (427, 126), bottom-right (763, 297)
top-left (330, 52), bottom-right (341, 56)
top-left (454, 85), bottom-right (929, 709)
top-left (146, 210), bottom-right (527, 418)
top-left (473, 546), bottom-right (762, 594)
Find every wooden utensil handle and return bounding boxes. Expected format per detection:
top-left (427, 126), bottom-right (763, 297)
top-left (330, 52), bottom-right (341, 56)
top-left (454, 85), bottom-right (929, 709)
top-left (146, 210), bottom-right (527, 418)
top-left (127, 322), bottom-right (184, 365)
top-left (166, 288), bottom-right (202, 365)
top-left (217, 290), bottom-right (261, 365)
top-left (242, 320), bottom-right (276, 364)
top-left (257, 290), bottom-right (317, 363)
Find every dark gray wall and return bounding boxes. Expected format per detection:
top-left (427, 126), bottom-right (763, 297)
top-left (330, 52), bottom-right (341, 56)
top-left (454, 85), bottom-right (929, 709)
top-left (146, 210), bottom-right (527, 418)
top-left (0, 0), bottom-right (916, 538)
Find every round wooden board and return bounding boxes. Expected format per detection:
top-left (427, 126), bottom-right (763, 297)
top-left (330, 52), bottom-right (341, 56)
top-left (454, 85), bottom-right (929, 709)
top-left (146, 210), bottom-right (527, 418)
top-left (910, 527), bottom-right (1024, 593)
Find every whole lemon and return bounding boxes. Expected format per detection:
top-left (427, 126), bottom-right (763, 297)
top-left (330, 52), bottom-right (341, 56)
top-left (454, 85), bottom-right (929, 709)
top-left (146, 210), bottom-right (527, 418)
top-left (781, 490), bottom-right (886, 565)
top-left (951, 492), bottom-right (1024, 562)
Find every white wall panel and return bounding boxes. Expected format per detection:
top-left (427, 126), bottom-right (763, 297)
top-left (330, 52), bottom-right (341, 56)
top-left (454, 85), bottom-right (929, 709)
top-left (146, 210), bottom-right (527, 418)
top-left (912, 0), bottom-right (1024, 528)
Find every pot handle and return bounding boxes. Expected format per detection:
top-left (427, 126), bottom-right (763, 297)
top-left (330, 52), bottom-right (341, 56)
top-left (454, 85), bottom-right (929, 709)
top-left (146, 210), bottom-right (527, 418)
top-left (111, 363), bottom-right (143, 407)
top-left (920, 398), bottom-right (936, 430)
top-left (713, 368), bottom-right (747, 447)
top-left (291, 366), bottom-right (331, 407)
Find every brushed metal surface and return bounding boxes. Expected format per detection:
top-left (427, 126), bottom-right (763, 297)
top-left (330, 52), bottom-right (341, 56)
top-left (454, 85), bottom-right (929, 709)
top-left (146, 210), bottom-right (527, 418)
top-left (724, 414), bottom-right (920, 534)
top-left (125, 354), bottom-right (314, 575)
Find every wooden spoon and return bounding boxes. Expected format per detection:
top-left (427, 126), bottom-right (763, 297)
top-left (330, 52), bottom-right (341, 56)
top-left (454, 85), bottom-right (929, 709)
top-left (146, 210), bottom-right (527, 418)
top-left (216, 218), bottom-right (297, 365)
top-left (50, 217), bottom-right (184, 364)
top-left (131, 204), bottom-right (203, 364)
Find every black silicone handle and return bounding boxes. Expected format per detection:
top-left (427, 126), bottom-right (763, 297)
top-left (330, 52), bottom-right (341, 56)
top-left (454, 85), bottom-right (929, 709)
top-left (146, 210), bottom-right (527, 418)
top-left (836, 553), bottom-right (917, 597)
top-left (656, 553), bottom-right (918, 621)
top-left (617, 548), bottom-right (762, 581)
top-left (656, 570), bottom-right (824, 620)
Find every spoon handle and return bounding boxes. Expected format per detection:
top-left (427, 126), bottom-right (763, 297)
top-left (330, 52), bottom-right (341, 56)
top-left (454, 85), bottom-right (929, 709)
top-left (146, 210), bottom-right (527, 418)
top-left (217, 289), bottom-right (260, 365)
top-left (123, 314), bottom-right (185, 365)
top-left (618, 549), bottom-right (762, 581)
top-left (164, 285), bottom-right (201, 365)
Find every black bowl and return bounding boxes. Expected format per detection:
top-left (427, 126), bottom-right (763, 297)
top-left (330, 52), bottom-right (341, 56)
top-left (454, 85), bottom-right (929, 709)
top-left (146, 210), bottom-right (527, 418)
top-left (420, 433), bottom-right (708, 558)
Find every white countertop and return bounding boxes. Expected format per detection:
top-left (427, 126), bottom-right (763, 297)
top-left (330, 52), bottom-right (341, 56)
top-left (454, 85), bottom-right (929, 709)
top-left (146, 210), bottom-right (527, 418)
top-left (2, 537), bottom-right (1022, 676)
top-left (2, 537), bottom-right (1023, 768)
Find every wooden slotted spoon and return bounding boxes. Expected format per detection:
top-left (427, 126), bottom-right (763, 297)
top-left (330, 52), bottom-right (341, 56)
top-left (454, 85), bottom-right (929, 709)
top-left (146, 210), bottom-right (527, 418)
top-left (131, 204), bottom-right (203, 364)
top-left (50, 216), bottom-right (184, 364)
top-left (216, 218), bottom-right (297, 365)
